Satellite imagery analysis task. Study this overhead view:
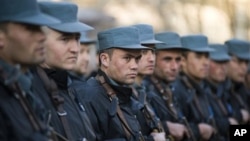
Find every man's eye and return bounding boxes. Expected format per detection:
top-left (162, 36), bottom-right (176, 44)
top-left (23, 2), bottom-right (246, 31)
top-left (61, 38), bottom-right (69, 42)
top-left (142, 50), bottom-right (148, 54)
top-left (135, 55), bottom-right (142, 63)
top-left (164, 58), bottom-right (171, 62)
top-left (176, 58), bottom-right (181, 62)
top-left (76, 36), bottom-right (80, 41)
top-left (124, 57), bottom-right (131, 61)
top-left (23, 24), bottom-right (41, 32)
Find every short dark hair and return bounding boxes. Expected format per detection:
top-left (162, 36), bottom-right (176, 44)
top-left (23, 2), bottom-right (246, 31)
top-left (181, 50), bottom-right (190, 58)
top-left (98, 48), bottom-right (114, 66)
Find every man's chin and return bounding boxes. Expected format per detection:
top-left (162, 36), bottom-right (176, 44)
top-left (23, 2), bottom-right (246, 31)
top-left (124, 79), bottom-right (136, 85)
top-left (166, 75), bottom-right (177, 81)
top-left (141, 72), bottom-right (154, 76)
top-left (61, 64), bottom-right (75, 71)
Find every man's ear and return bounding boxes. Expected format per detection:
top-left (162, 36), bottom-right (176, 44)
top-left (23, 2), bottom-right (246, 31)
top-left (100, 53), bottom-right (110, 67)
top-left (181, 56), bottom-right (186, 69)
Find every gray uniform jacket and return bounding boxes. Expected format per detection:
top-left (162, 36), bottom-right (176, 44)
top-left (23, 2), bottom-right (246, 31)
top-left (31, 68), bottom-right (96, 141)
top-left (74, 70), bottom-right (152, 141)
top-left (0, 60), bottom-right (50, 141)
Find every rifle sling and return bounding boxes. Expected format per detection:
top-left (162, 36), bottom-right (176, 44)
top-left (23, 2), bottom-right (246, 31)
top-left (150, 76), bottom-right (195, 140)
top-left (231, 86), bottom-right (249, 112)
top-left (131, 86), bottom-right (164, 133)
top-left (0, 68), bottom-right (43, 132)
top-left (36, 67), bottom-right (72, 141)
top-left (211, 93), bottom-right (228, 117)
top-left (150, 76), bottom-right (177, 119)
top-left (181, 76), bottom-right (207, 120)
top-left (14, 83), bottom-right (41, 131)
top-left (96, 74), bottom-right (133, 140)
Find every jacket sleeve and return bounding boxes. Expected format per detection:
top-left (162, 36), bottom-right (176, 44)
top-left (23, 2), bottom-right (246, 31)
top-left (214, 117), bottom-right (230, 137)
top-left (188, 122), bottom-right (201, 140)
top-left (0, 112), bottom-right (8, 141)
top-left (84, 101), bottom-right (104, 141)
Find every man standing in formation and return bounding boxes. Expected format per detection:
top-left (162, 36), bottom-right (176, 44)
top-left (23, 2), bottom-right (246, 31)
top-left (143, 32), bottom-right (191, 141)
top-left (0, 0), bottom-right (59, 140)
top-left (173, 35), bottom-right (218, 141)
top-left (205, 44), bottom-right (239, 140)
top-left (1, 0), bottom-right (250, 141)
top-left (31, 1), bottom-right (97, 141)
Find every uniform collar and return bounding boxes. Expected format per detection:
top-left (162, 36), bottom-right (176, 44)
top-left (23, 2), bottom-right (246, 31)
top-left (0, 59), bottom-right (33, 94)
top-left (43, 68), bottom-right (68, 89)
top-left (68, 71), bottom-right (86, 85)
top-left (0, 59), bottom-right (21, 85)
top-left (181, 72), bottom-right (207, 95)
top-left (98, 69), bottom-right (132, 104)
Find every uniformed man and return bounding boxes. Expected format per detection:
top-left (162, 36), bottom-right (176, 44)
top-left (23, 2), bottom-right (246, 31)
top-left (131, 24), bottom-right (166, 141)
top-left (0, 0), bottom-right (60, 140)
top-left (31, 2), bottom-right (97, 141)
top-left (142, 32), bottom-right (192, 141)
top-left (69, 31), bottom-right (96, 88)
top-left (76, 26), bottom-right (157, 141)
top-left (173, 35), bottom-right (222, 141)
top-left (225, 39), bottom-right (250, 124)
top-left (205, 44), bottom-right (239, 140)
top-left (71, 32), bottom-right (96, 80)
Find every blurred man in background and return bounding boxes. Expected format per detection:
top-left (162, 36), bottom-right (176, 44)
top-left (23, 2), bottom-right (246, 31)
top-left (225, 39), bottom-right (250, 124)
top-left (0, 0), bottom-right (60, 140)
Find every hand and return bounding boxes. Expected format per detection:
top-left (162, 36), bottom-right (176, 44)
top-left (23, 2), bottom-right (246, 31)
top-left (241, 109), bottom-right (250, 124)
top-left (150, 132), bottom-right (166, 141)
top-left (166, 121), bottom-right (189, 141)
top-left (198, 123), bottom-right (214, 140)
top-left (228, 117), bottom-right (239, 125)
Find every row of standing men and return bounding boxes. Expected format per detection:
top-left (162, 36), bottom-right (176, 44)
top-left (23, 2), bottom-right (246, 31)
top-left (1, 0), bottom-right (250, 141)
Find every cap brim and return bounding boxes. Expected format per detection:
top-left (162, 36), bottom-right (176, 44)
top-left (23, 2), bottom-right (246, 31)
top-left (115, 44), bottom-right (148, 50)
top-left (155, 45), bottom-right (187, 50)
top-left (210, 54), bottom-right (231, 61)
top-left (49, 21), bottom-right (93, 33)
top-left (141, 39), bottom-right (164, 44)
top-left (12, 13), bottom-right (60, 26)
top-left (188, 46), bottom-right (214, 52)
top-left (233, 52), bottom-right (250, 60)
top-left (80, 35), bottom-right (96, 43)
top-left (80, 39), bottom-right (96, 44)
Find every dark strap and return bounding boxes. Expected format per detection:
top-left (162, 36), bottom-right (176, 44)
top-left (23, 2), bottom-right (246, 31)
top-left (131, 86), bottom-right (164, 133)
top-left (13, 83), bottom-right (42, 131)
top-left (150, 76), bottom-right (196, 140)
top-left (217, 98), bottom-right (228, 116)
top-left (0, 68), bottom-right (44, 132)
top-left (130, 86), bottom-right (145, 105)
top-left (211, 93), bottom-right (228, 116)
top-left (181, 76), bottom-right (207, 119)
top-left (231, 86), bottom-right (250, 112)
top-left (36, 67), bottom-right (72, 141)
top-left (96, 74), bottom-right (134, 140)
top-left (150, 76), bottom-right (177, 119)
top-left (181, 76), bottom-right (219, 139)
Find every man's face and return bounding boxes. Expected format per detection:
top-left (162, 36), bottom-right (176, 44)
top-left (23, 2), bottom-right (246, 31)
top-left (43, 28), bottom-right (80, 70)
top-left (208, 60), bottom-right (228, 83)
top-left (138, 49), bottom-right (155, 75)
top-left (154, 50), bottom-right (182, 82)
top-left (227, 56), bottom-right (249, 83)
top-left (72, 44), bottom-right (90, 75)
top-left (103, 48), bottom-right (141, 85)
top-left (182, 52), bottom-right (210, 81)
top-left (0, 23), bottom-right (46, 65)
